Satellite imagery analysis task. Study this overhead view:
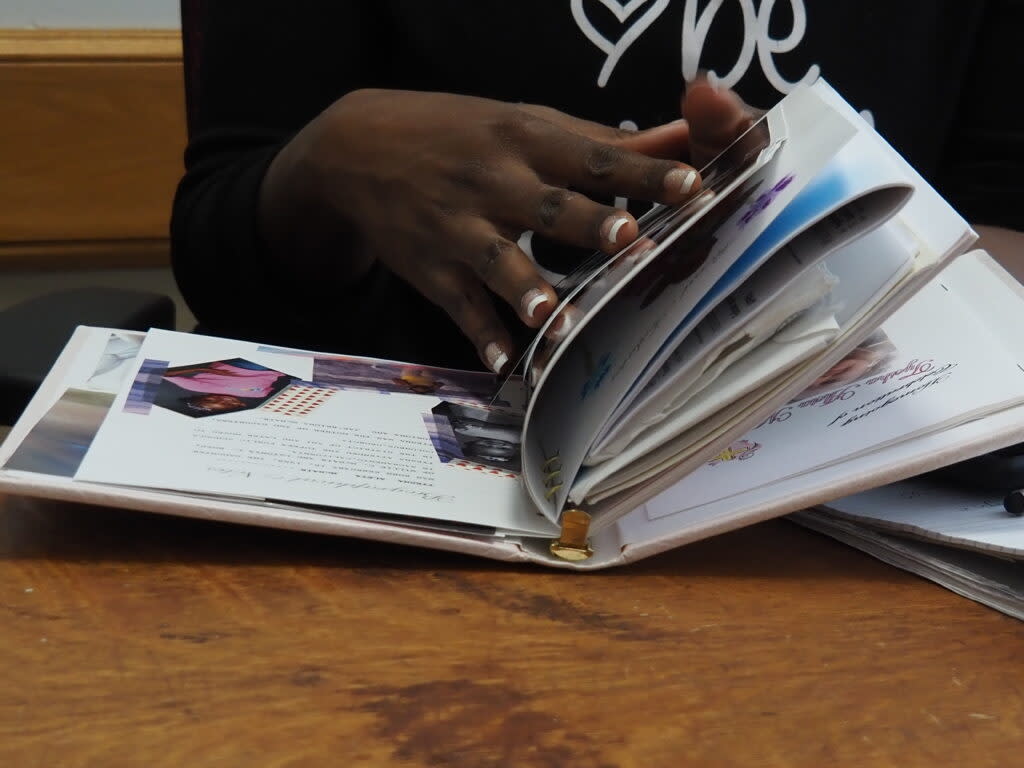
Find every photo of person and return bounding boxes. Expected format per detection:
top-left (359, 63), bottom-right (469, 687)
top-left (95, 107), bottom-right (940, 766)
top-left (794, 330), bottom-right (899, 401)
top-left (154, 358), bottom-right (296, 418)
top-left (313, 356), bottom-right (505, 404)
top-left (425, 401), bottom-right (524, 472)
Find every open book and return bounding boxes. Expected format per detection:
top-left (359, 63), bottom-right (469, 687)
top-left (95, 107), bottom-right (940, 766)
top-left (2, 79), bottom-right (1021, 569)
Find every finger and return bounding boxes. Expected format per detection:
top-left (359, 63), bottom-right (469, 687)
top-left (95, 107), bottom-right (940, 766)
top-left (519, 103), bottom-right (692, 160)
top-left (525, 125), bottom-right (703, 206)
top-left (503, 111), bottom-right (700, 204)
top-left (413, 264), bottom-right (516, 374)
top-left (682, 77), bottom-right (760, 167)
top-left (447, 215), bottom-right (559, 327)
top-left (487, 167), bottom-right (639, 255)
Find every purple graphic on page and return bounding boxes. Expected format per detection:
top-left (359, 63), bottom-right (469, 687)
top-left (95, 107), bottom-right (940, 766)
top-left (422, 410), bottom-right (462, 465)
top-left (124, 359), bottom-right (169, 414)
top-left (740, 174), bottom-right (795, 227)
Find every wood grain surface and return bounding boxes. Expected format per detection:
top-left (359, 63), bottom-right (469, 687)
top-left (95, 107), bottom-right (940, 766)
top-left (1, 494), bottom-right (1021, 767)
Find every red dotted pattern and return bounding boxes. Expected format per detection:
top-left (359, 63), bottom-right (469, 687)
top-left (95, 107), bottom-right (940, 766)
top-left (451, 459), bottom-right (518, 479)
top-left (261, 385), bottom-right (335, 417)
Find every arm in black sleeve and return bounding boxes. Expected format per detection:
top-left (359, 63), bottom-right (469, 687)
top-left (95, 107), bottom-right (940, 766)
top-left (171, 2), bottom-right (467, 363)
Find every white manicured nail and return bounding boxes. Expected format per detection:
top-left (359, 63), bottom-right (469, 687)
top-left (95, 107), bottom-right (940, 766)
top-left (602, 215), bottom-right (630, 245)
top-left (484, 343), bottom-right (509, 374)
top-left (521, 288), bottom-right (549, 320)
top-left (548, 308), bottom-right (580, 341)
top-left (665, 168), bottom-right (699, 195)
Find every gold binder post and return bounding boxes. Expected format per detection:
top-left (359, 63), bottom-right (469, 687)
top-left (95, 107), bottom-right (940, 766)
top-left (550, 508), bottom-right (593, 562)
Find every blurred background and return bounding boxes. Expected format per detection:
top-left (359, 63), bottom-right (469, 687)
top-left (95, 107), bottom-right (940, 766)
top-left (0, 1), bottom-right (194, 330)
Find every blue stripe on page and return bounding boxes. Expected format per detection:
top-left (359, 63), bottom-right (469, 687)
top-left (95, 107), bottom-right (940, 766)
top-left (124, 358), bottom-right (169, 414)
top-left (617, 166), bottom-right (853, 408)
top-left (689, 168), bottom-right (850, 323)
top-left (658, 167), bottom-right (850, 359)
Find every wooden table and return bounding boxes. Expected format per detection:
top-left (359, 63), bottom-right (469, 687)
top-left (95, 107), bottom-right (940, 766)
top-left (2, 492), bottom-right (1021, 767)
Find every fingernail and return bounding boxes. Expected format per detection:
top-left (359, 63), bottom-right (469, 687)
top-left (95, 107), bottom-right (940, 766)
top-left (664, 168), bottom-right (699, 196)
top-left (484, 342), bottom-right (509, 374)
top-left (601, 215), bottom-right (631, 246)
top-left (548, 309), bottom-right (580, 341)
top-left (521, 288), bottom-right (549, 320)
top-left (624, 238), bottom-right (657, 265)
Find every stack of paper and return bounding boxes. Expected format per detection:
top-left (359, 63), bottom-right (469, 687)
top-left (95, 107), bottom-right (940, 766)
top-left (797, 479), bottom-right (1024, 620)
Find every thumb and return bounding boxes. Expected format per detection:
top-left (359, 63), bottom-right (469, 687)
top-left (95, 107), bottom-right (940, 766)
top-left (682, 77), bottom-right (760, 167)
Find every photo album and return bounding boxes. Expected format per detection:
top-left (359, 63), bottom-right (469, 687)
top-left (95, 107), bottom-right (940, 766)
top-left (3, 78), bottom-right (1024, 570)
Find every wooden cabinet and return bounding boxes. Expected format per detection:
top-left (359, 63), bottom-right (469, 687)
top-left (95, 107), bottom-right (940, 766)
top-left (0, 30), bottom-right (184, 269)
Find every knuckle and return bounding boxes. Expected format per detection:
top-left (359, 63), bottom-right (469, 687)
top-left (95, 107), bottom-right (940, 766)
top-left (583, 143), bottom-right (623, 178)
top-left (642, 160), bottom-right (671, 194)
top-left (537, 188), bottom-right (574, 230)
top-left (443, 288), bottom-right (476, 326)
top-left (475, 238), bottom-right (512, 282)
top-left (610, 125), bottom-right (637, 141)
top-left (449, 159), bottom-right (494, 193)
top-left (493, 111), bottom-right (544, 153)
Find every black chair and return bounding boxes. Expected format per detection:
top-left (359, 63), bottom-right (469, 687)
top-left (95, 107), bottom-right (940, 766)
top-left (0, 288), bottom-right (175, 425)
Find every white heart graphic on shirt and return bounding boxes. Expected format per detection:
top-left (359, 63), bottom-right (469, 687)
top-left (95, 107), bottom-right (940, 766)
top-left (571, 0), bottom-right (671, 87)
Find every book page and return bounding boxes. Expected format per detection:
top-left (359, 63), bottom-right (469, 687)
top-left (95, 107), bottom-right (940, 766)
top-left (75, 330), bottom-right (557, 537)
top-left (604, 132), bottom-right (913, 433)
top-left (818, 480), bottom-right (1024, 558)
top-left (587, 180), bottom-right (912, 463)
top-left (578, 217), bottom-right (918, 501)
top-left (642, 263), bottom-right (1024, 519)
top-left (521, 82), bottom-right (862, 518)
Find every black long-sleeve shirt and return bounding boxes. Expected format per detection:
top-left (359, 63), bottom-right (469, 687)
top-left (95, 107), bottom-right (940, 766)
top-left (172, 0), bottom-right (1022, 368)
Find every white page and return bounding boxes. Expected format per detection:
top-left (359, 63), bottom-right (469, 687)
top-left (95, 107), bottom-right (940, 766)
top-left (75, 330), bottom-right (557, 537)
top-left (593, 187), bottom-right (915, 462)
top-left (573, 311), bottom-right (840, 502)
top-left (643, 258), bottom-right (1024, 519)
top-left (817, 480), bottom-right (1024, 557)
top-left (587, 247), bottom-right (837, 463)
top-left (574, 218), bottom-right (916, 503)
top-left (603, 130), bottom-right (914, 439)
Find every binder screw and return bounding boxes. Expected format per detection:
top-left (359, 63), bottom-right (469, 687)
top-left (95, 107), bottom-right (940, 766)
top-left (550, 508), bottom-right (593, 561)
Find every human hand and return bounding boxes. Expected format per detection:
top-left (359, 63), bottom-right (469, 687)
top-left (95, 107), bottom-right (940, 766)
top-left (260, 89), bottom-right (705, 372)
top-left (681, 77), bottom-right (762, 170)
